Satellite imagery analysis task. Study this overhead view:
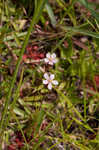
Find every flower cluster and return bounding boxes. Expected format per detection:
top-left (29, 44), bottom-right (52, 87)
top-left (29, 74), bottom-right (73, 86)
top-left (43, 52), bottom-right (58, 90)
top-left (44, 52), bottom-right (58, 65)
top-left (43, 73), bottom-right (58, 90)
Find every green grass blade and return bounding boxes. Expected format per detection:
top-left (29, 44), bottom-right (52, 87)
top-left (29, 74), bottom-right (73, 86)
top-left (57, 90), bottom-right (85, 121)
top-left (34, 109), bottom-right (45, 136)
top-left (57, 90), bottom-right (94, 132)
top-left (61, 26), bottom-right (99, 38)
top-left (0, 0), bottom-right (47, 133)
top-left (45, 1), bottom-right (57, 27)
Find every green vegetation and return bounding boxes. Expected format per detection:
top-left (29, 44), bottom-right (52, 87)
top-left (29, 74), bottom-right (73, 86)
top-left (0, 0), bottom-right (99, 149)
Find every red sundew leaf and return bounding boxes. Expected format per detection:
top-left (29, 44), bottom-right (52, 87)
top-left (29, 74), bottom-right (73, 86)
top-left (15, 138), bottom-right (20, 143)
top-left (22, 54), bottom-right (27, 61)
top-left (39, 53), bottom-right (44, 58)
top-left (8, 145), bottom-right (16, 150)
top-left (40, 120), bottom-right (48, 131)
top-left (14, 138), bottom-right (24, 148)
top-left (24, 44), bottom-right (45, 62)
top-left (30, 52), bottom-right (38, 57)
top-left (17, 141), bottom-right (24, 148)
top-left (26, 45), bottom-right (33, 52)
top-left (28, 51), bottom-right (44, 60)
top-left (32, 45), bottom-right (39, 51)
top-left (86, 84), bottom-right (95, 97)
top-left (34, 57), bottom-right (40, 60)
top-left (45, 21), bottom-right (49, 26)
top-left (94, 75), bottom-right (99, 88)
top-left (27, 51), bottom-right (37, 59)
top-left (26, 45), bottom-right (39, 52)
top-left (64, 40), bottom-right (69, 48)
top-left (89, 86), bottom-right (95, 91)
top-left (20, 90), bottom-right (23, 97)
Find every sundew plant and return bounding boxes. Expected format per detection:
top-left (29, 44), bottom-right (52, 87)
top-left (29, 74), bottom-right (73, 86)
top-left (0, 0), bottom-right (99, 149)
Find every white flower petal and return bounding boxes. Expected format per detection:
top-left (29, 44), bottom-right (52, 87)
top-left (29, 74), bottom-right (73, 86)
top-left (50, 74), bottom-right (55, 80)
top-left (48, 83), bottom-right (52, 90)
top-left (44, 53), bottom-right (58, 65)
top-left (43, 80), bottom-right (48, 85)
top-left (53, 58), bottom-right (58, 63)
top-left (51, 53), bottom-right (56, 59)
top-left (52, 80), bottom-right (58, 85)
top-left (48, 61), bottom-right (54, 65)
top-left (44, 58), bottom-right (49, 63)
top-left (46, 52), bottom-right (51, 58)
top-left (44, 73), bottom-right (49, 80)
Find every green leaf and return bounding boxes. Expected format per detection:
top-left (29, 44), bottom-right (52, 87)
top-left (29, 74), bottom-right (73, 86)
top-left (13, 107), bottom-right (28, 118)
top-left (34, 109), bottom-right (45, 136)
top-left (45, 2), bottom-right (57, 27)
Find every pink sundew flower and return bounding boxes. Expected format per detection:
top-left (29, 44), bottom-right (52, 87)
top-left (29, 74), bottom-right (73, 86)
top-left (43, 73), bottom-right (58, 90)
top-left (44, 53), bottom-right (58, 65)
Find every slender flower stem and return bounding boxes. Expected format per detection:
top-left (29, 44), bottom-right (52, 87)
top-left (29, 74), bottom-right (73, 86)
top-left (24, 59), bottom-right (45, 63)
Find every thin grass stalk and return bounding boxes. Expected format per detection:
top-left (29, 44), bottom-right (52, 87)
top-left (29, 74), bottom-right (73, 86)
top-left (3, 68), bottom-right (24, 132)
top-left (0, 0), bottom-right (47, 133)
